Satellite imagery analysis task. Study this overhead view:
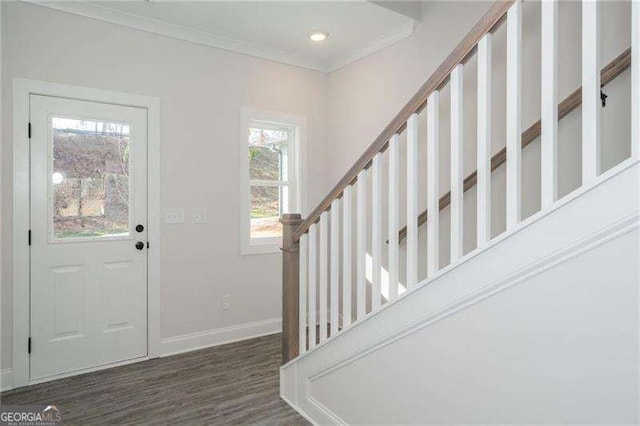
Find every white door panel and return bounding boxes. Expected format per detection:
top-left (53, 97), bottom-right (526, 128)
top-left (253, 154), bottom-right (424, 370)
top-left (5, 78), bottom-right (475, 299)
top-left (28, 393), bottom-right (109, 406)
top-left (30, 95), bottom-right (148, 380)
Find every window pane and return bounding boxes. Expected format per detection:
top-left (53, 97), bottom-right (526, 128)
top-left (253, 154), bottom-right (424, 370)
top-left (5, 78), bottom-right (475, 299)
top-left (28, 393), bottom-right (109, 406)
top-left (250, 185), bottom-right (282, 239)
top-left (249, 145), bottom-right (280, 180)
top-left (52, 117), bottom-right (130, 239)
top-left (249, 127), bottom-right (288, 181)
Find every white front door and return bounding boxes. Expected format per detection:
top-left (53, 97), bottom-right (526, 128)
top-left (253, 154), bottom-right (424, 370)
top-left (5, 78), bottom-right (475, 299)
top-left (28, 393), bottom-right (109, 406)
top-left (29, 95), bottom-right (148, 380)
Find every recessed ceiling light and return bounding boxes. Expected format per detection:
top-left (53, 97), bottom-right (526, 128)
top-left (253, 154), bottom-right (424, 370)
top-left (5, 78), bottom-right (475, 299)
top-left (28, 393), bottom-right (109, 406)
top-left (309, 30), bottom-right (329, 42)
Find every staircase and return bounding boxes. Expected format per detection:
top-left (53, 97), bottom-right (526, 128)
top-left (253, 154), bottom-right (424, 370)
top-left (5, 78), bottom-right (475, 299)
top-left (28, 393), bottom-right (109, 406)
top-left (279, 1), bottom-right (640, 424)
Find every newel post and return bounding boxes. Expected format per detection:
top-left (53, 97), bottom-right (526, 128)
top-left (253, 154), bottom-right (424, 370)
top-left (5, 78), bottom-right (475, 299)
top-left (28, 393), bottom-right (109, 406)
top-left (281, 213), bottom-right (303, 364)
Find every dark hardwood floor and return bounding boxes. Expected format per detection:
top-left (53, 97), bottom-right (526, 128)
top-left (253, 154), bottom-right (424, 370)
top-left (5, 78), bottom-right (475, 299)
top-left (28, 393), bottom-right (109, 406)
top-left (0, 333), bottom-right (308, 425)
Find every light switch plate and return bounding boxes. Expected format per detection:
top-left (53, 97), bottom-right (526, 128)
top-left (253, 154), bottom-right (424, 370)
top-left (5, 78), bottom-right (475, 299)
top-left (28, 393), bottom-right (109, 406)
top-left (192, 208), bottom-right (207, 224)
top-left (165, 208), bottom-right (185, 224)
top-left (221, 294), bottom-right (231, 310)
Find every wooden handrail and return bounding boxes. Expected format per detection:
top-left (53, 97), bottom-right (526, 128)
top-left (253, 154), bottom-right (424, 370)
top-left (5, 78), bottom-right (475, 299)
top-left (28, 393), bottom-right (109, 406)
top-left (292, 0), bottom-right (515, 243)
top-left (396, 47), bottom-right (632, 242)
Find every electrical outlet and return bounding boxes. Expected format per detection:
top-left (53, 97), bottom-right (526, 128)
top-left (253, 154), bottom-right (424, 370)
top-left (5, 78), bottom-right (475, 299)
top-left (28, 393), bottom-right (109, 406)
top-left (221, 294), bottom-right (231, 311)
top-left (192, 208), bottom-right (207, 224)
top-left (164, 208), bottom-right (185, 224)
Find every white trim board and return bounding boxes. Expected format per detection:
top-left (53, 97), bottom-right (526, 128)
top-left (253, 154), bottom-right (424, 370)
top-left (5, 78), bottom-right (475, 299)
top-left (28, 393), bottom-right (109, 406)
top-left (12, 78), bottom-right (162, 390)
top-left (160, 318), bottom-right (282, 357)
top-left (1, 369), bottom-right (13, 392)
top-left (22, 0), bottom-right (416, 73)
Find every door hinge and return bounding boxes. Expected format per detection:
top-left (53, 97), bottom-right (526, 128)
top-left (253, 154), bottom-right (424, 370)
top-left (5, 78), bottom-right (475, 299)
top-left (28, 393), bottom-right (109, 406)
top-left (28, 337), bottom-right (31, 354)
top-left (28, 230), bottom-right (32, 246)
top-left (28, 122), bottom-right (32, 139)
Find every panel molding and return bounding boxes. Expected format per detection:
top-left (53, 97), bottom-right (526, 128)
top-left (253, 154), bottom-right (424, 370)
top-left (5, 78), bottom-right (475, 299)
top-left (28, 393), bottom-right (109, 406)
top-left (307, 394), bottom-right (347, 425)
top-left (307, 212), bottom-right (640, 384)
top-left (23, 0), bottom-right (415, 73)
top-left (160, 318), bottom-right (282, 357)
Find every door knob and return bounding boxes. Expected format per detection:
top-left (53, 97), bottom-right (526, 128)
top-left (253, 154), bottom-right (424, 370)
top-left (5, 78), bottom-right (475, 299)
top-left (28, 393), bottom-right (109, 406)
top-left (135, 241), bottom-right (145, 250)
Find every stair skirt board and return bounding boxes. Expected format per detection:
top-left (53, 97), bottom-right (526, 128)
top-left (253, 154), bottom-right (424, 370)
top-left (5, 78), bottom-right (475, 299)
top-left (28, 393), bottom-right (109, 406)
top-left (281, 160), bottom-right (640, 425)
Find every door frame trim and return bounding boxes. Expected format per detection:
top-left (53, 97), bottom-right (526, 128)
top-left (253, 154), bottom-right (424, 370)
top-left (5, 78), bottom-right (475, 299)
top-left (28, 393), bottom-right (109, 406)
top-left (12, 78), bottom-right (161, 388)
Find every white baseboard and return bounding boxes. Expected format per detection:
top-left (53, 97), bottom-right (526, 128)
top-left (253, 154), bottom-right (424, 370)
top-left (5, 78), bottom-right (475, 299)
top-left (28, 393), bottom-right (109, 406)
top-left (1, 369), bottom-right (13, 392)
top-left (0, 319), bottom-right (281, 391)
top-left (280, 394), bottom-right (318, 426)
top-left (160, 317), bottom-right (282, 357)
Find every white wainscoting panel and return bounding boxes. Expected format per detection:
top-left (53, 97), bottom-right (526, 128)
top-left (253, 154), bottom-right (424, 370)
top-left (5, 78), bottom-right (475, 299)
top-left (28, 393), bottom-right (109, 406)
top-left (281, 161), bottom-right (640, 425)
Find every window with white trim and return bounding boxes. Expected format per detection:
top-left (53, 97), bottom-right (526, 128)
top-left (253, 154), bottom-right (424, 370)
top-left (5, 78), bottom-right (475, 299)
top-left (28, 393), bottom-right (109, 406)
top-left (240, 111), bottom-right (302, 255)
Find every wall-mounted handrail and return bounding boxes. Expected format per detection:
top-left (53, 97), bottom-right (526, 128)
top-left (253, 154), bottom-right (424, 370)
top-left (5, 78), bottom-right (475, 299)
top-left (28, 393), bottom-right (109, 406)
top-left (292, 0), bottom-right (515, 243)
top-left (394, 47), bottom-right (631, 242)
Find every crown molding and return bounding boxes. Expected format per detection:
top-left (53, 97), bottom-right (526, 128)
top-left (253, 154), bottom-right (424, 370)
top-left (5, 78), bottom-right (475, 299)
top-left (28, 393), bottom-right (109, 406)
top-left (325, 20), bottom-right (416, 72)
top-left (23, 0), bottom-right (415, 74)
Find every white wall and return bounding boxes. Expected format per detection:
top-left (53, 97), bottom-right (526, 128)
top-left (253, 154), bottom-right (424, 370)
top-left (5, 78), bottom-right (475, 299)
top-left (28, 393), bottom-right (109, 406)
top-left (326, 0), bottom-right (632, 198)
top-left (325, 1), bottom-right (490, 183)
top-left (1, 2), bottom-right (330, 371)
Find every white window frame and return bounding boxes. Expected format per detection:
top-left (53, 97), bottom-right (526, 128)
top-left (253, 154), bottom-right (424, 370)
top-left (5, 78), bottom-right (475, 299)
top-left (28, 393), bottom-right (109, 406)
top-left (239, 108), bottom-right (306, 255)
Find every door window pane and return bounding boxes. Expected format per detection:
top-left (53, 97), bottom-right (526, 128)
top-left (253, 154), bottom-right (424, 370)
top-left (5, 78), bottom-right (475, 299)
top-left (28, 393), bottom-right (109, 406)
top-left (250, 185), bottom-right (283, 239)
top-left (52, 117), bottom-right (131, 239)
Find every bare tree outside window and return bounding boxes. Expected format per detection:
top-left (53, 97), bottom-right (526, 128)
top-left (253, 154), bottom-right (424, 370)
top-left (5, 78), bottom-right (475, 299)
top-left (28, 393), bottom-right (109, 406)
top-left (52, 117), bottom-right (131, 239)
top-left (248, 125), bottom-right (290, 239)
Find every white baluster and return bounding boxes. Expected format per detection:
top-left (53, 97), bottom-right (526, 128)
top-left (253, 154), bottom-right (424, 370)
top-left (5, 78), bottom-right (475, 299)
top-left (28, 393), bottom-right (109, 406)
top-left (319, 211), bottom-right (328, 342)
top-left (308, 224), bottom-right (317, 349)
top-left (633, 0), bottom-right (639, 160)
top-left (506, 0), bottom-right (522, 229)
top-left (427, 91), bottom-right (440, 276)
top-left (477, 34), bottom-right (492, 247)
top-left (330, 200), bottom-right (340, 336)
top-left (342, 186), bottom-right (353, 327)
top-left (371, 153), bottom-right (382, 310)
top-left (356, 170), bottom-right (367, 320)
top-left (541, 0), bottom-right (558, 209)
top-left (582, 0), bottom-right (601, 184)
top-left (406, 114), bottom-right (419, 289)
top-left (388, 135), bottom-right (400, 301)
top-left (450, 64), bottom-right (464, 263)
top-left (299, 233), bottom-right (308, 354)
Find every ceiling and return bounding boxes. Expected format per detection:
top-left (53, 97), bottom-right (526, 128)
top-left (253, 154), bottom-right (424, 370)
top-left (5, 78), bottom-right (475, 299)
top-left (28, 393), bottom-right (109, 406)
top-left (30, 1), bottom-right (420, 72)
